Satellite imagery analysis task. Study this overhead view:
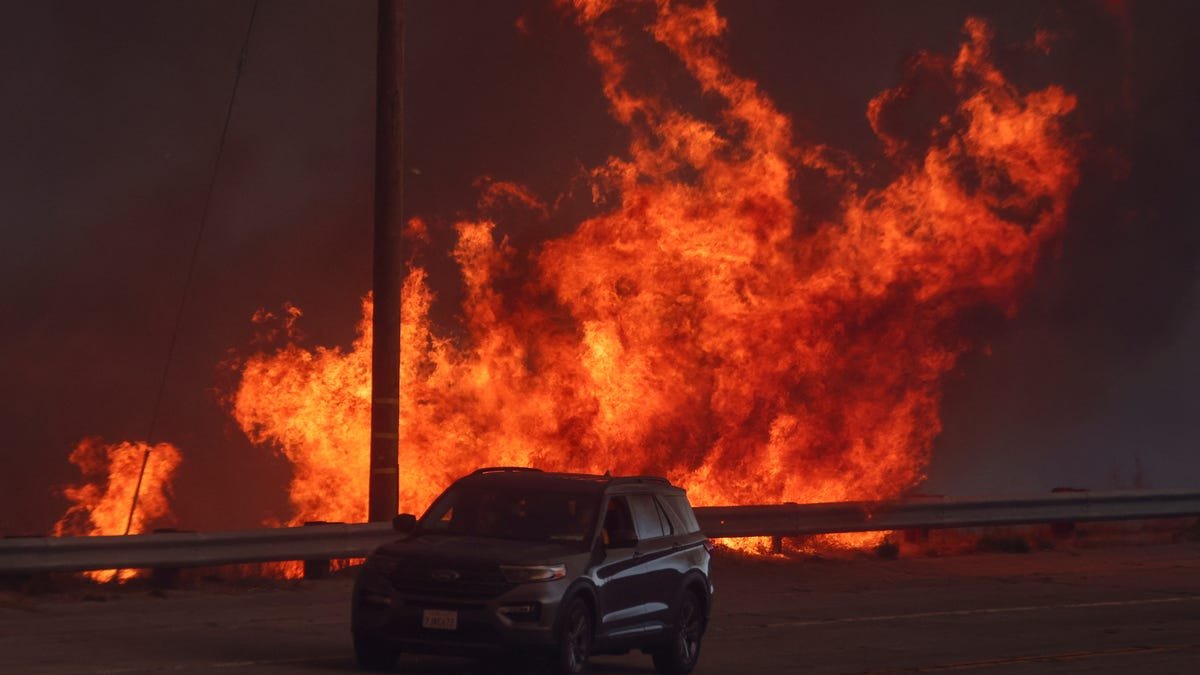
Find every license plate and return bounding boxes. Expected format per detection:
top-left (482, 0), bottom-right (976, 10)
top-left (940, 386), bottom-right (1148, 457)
top-left (421, 609), bottom-right (458, 631)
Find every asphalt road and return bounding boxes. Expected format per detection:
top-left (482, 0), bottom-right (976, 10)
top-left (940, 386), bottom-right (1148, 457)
top-left (2, 540), bottom-right (1198, 674)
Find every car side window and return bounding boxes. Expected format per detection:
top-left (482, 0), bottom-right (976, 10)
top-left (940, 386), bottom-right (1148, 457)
top-left (627, 493), bottom-right (667, 539)
top-left (602, 496), bottom-right (636, 544)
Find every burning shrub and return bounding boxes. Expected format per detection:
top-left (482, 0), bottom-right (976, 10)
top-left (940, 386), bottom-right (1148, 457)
top-left (228, 1), bottom-right (1079, 528)
top-left (54, 439), bottom-right (183, 582)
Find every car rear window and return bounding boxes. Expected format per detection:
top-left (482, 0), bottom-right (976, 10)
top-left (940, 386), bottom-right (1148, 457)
top-left (660, 493), bottom-right (701, 534)
top-left (627, 493), bottom-right (668, 539)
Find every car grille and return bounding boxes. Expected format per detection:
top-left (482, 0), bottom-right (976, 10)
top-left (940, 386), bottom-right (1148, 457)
top-left (388, 559), bottom-right (512, 600)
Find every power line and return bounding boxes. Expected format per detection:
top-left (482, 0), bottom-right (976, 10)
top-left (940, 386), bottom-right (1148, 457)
top-left (123, 1), bottom-right (260, 536)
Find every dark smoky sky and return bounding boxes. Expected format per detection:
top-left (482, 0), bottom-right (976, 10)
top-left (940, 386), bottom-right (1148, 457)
top-left (1, 1), bottom-right (1196, 534)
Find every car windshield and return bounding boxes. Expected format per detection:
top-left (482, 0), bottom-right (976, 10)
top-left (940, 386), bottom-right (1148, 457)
top-left (419, 485), bottom-right (600, 544)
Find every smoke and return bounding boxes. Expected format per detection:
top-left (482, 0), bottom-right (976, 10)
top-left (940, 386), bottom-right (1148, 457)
top-left (927, 0), bottom-right (1200, 494)
top-left (1, 0), bottom-right (1197, 534)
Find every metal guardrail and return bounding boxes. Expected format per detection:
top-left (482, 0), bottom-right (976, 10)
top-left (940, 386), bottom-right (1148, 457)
top-left (1, 489), bottom-right (1197, 575)
top-left (695, 489), bottom-right (1200, 538)
top-left (0, 522), bottom-right (394, 575)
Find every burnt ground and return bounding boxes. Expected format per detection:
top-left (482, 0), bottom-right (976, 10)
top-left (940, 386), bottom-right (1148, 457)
top-left (1, 533), bottom-right (1198, 674)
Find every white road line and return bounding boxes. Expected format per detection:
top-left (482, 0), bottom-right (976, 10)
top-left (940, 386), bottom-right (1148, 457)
top-left (858, 643), bottom-right (1200, 673)
top-left (87, 657), bottom-right (337, 674)
top-left (714, 595), bottom-right (1200, 632)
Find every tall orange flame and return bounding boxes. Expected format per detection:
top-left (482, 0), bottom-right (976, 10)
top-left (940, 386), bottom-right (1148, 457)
top-left (232, 2), bottom-right (1078, 527)
top-left (54, 439), bottom-right (183, 581)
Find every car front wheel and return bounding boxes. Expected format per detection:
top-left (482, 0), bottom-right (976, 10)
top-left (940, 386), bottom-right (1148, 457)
top-left (555, 597), bottom-right (593, 675)
top-left (652, 590), bottom-right (705, 674)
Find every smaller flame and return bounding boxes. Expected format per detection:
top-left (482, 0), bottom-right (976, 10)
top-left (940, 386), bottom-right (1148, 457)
top-left (54, 439), bottom-right (183, 582)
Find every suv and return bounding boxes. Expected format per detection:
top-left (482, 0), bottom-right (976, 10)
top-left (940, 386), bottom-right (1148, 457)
top-left (352, 468), bottom-right (713, 674)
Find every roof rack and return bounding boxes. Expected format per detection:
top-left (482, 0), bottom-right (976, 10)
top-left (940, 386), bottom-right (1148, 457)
top-left (609, 475), bottom-right (672, 486)
top-left (471, 467), bottom-right (544, 476)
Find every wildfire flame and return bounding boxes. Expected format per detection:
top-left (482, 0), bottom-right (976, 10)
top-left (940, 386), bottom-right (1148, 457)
top-left (231, 0), bottom-right (1078, 532)
top-left (54, 439), bottom-right (183, 581)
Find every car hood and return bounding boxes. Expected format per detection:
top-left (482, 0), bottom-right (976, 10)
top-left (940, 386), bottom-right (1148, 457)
top-left (373, 533), bottom-right (585, 565)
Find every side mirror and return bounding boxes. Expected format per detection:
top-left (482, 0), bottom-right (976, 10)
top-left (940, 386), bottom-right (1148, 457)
top-left (392, 513), bottom-right (417, 533)
top-left (607, 530), bottom-right (638, 549)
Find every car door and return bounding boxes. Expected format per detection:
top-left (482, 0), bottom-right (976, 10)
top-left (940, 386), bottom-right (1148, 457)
top-left (594, 493), bottom-right (663, 640)
top-left (625, 492), bottom-right (679, 632)
top-left (595, 487), bottom-right (681, 634)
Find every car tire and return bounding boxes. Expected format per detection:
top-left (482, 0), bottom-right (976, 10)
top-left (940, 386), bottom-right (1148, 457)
top-left (554, 597), bottom-right (593, 675)
top-left (652, 590), bottom-right (705, 674)
top-left (353, 633), bottom-right (398, 671)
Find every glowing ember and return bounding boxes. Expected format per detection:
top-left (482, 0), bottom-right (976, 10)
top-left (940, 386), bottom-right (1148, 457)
top-left (232, 1), bottom-right (1079, 530)
top-left (54, 439), bottom-right (183, 581)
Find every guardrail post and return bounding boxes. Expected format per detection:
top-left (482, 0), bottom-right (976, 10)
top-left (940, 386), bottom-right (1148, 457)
top-left (1050, 521), bottom-right (1075, 539)
top-left (150, 528), bottom-right (191, 588)
top-left (0, 534), bottom-right (44, 590)
top-left (1048, 488), bottom-right (1087, 539)
top-left (303, 522), bottom-right (333, 579)
top-left (771, 535), bottom-right (783, 554)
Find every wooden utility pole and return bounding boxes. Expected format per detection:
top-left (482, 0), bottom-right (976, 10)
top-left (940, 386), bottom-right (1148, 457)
top-left (369, 0), bottom-right (403, 522)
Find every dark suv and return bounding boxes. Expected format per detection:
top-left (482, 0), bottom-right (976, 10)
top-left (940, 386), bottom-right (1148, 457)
top-left (352, 468), bottom-right (713, 674)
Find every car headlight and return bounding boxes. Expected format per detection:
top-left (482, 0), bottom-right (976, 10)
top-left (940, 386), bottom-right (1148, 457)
top-left (500, 564), bottom-right (566, 583)
top-left (364, 556), bottom-right (399, 576)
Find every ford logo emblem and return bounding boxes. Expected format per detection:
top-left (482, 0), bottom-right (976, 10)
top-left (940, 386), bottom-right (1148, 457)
top-left (431, 569), bottom-right (460, 581)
